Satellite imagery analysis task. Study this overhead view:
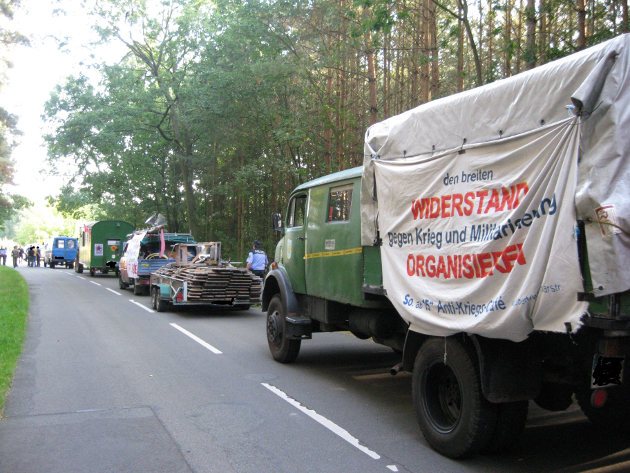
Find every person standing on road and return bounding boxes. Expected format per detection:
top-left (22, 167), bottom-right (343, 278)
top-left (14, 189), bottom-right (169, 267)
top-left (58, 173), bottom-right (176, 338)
top-left (11, 246), bottom-right (19, 268)
top-left (27, 246), bottom-right (35, 267)
top-left (0, 246), bottom-right (6, 265)
top-left (246, 240), bottom-right (268, 278)
top-left (36, 246), bottom-right (41, 267)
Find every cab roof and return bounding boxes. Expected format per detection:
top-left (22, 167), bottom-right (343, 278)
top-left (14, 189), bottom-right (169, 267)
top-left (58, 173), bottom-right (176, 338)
top-left (294, 166), bottom-right (363, 192)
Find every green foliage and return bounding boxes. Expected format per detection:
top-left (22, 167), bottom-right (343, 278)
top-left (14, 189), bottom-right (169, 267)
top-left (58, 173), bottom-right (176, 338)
top-left (0, 266), bottom-right (29, 414)
top-left (40, 0), bottom-right (625, 261)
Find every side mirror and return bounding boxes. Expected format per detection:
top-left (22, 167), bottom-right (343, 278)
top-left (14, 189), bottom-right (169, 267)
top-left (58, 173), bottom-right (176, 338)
top-left (271, 212), bottom-right (283, 233)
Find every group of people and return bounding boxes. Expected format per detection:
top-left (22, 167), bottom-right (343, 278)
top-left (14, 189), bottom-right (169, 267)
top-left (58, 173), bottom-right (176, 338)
top-left (0, 245), bottom-right (41, 268)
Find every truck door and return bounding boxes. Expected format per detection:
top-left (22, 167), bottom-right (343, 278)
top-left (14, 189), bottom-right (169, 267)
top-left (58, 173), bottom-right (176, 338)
top-left (283, 193), bottom-right (308, 294)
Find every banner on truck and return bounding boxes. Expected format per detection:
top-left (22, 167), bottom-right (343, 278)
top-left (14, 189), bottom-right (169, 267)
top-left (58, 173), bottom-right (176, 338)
top-left (374, 118), bottom-right (588, 342)
top-left (126, 231), bottom-right (147, 279)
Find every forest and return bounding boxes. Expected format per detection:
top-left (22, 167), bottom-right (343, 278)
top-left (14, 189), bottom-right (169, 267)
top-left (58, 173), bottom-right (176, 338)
top-left (39, 0), bottom-right (628, 259)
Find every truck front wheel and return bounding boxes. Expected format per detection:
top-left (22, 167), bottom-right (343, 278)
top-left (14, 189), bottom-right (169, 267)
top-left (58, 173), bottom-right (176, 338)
top-left (412, 337), bottom-right (497, 458)
top-left (267, 295), bottom-right (301, 363)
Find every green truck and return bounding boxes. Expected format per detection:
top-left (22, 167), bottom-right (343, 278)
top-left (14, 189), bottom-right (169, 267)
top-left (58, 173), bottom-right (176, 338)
top-left (76, 220), bottom-right (134, 276)
top-left (262, 35), bottom-right (630, 458)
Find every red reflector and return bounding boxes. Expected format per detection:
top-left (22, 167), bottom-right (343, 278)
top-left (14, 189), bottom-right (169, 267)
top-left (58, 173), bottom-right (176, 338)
top-left (176, 292), bottom-right (183, 302)
top-left (591, 389), bottom-right (608, 408)
top-left (271, 262), bottom-right (278, 270)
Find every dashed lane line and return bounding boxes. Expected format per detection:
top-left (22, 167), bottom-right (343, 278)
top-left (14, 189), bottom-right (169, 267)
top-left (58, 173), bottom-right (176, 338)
top-left (129, 299), bottom-right (155, 313)
top-left (261, 382), bottom-right (399, 473)
top-left (169, 323), bottom-right (223, 354)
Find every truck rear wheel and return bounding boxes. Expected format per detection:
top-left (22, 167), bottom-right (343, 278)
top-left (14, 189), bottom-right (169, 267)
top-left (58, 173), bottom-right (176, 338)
top-left (412, 337), bottom-right (497, 458)
top-left (267, 295), bottom-right (301, 363)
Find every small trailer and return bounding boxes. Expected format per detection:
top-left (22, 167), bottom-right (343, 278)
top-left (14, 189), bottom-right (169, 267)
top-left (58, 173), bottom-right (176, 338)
top-left (150, 242), bottom-right (262, 312)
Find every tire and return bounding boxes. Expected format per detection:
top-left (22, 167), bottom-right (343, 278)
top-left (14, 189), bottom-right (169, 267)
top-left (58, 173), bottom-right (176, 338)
top-left (89, 267), bottom-right (96, 276)
top-left (412, 337), bottom-right (498, 459)
top-left (152, 287), bottom-right (168, 312)
top-left (577, 384), bottom-right (630, 432)
top-left (482, 401), bottom-right (528, 454)
top-left (50, 262), bottom-right (55, 269)
top-left (133, 283), bottom-right (143, 295)
top-left (119, 274), bottom-right (129, 289)
top-left (266, 295), bottom-right (301, 363)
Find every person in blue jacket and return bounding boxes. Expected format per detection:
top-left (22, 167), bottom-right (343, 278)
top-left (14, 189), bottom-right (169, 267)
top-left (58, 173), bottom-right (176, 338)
top-left (246, 240), bottom-right (268, 278)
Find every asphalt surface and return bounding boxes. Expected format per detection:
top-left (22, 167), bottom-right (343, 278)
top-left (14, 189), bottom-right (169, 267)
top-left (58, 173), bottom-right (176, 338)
top-left (1, 265), bottom-right (629, 473)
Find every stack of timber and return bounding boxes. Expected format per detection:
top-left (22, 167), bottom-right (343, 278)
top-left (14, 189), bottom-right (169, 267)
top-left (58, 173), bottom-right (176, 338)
top-left (155, 263), bottom-right (262, 303)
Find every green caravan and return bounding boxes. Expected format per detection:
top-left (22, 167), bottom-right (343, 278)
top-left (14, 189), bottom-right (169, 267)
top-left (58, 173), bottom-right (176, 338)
top-left (76, 220), bottom-right (134, 276)
top-left (263, 35), bottom-right (630, 460)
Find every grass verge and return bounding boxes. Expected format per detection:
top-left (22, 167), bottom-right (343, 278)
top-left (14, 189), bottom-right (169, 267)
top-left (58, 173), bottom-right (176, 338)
top-left (0, 266), bottom-right (29, 415)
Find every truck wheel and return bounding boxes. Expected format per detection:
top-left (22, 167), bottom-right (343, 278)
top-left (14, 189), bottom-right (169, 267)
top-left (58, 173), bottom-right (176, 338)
top-left (267, 295), bottom-right (301, 363)
top-left (119, 274), bottom-right (129, 289)
top-left (133, 283), bottom-right (143, 295)
top-left (577, 384), bottom-right (630, 432)
top-left (76, 263), bottom-right (83, 273)
top-left (481, 401), bottom-right (528, 453)
top-left (152, 287), bottom-right (168, 312)
top-left (50, 262), bottom-right (55, 269)
top-left (412, 337), bottom-right (497, 459)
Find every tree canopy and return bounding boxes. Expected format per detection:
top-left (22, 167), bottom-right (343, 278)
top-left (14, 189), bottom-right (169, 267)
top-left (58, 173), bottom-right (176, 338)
top-left (42, 0), bottom-right (629, 258)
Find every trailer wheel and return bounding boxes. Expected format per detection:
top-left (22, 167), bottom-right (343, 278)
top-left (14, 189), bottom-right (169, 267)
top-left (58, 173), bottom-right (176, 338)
top-left (481, 401), bottom-right (528, 454)
top-left (76, 263), bottom-right (83, 274)
top-left (152, 287), bottom-right (168, 312)
top-left (412, 337), bottom-right (497, 458)
top-left (50, 262), bottom-right (55, 269)
top-left (577, 384), bottom-right (630, 432)
top-left (267, 295), bottom-right (300, 363)
top-left (133, 283), bottom-right (143, 295)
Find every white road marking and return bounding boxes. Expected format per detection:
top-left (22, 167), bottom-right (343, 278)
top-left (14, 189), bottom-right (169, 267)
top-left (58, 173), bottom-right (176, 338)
top-left (77, 276), bottom-right (86, 280)
top-left (106, 288), bottom-right (122, 296)
top-left (169, 323), bottom-right (223, 354)
top-left (261, 382), bottom-right (382, 461)
top-left (89, 281), bottom-right (102, 286)
top-left (129, 299), bottom-right (155, 313)
top-left (387, 466), bottom-right (399, 472)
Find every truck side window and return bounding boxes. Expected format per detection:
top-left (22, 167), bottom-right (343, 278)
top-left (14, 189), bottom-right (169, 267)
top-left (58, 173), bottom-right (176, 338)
top-left (288, 195), bottom-right (307, 228)
top-left (327, 184), bottom-right (353, 222)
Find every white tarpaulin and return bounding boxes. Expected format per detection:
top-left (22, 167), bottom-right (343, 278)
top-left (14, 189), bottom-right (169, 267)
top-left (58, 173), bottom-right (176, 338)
top-left (362, 34), bottom-right (630, 340)
top-left (126, 231), bottom-right (147, 279)
top-left (374, 119), bottom-right (587, 341)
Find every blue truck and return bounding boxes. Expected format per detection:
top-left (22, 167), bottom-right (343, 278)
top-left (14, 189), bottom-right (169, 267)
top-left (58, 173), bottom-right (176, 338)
top-left (43, 236), bottom-right (79, 269)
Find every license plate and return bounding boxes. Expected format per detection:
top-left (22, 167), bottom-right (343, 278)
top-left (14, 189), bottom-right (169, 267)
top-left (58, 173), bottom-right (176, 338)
top-left (591, 355), bottom-right (625, 388)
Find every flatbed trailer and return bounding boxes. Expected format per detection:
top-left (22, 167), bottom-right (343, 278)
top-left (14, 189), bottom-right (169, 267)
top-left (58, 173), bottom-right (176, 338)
top-left (150, 242), bottom-right (262, 312)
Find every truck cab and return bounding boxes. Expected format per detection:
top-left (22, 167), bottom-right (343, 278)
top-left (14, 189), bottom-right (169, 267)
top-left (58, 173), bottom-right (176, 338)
top-left (263, 167), bottom-right (407, 363)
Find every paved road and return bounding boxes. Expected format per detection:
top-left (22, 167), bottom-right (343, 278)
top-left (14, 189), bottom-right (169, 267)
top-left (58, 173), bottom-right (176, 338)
top-left (1, 266), bottom-right (629, 472)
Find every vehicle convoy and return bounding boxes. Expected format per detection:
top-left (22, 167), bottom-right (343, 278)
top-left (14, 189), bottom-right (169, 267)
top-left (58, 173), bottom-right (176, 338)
top-left (76, 220), bottom-right (134, 276)
top-left (118, 229), bottom-right (196, 295)
top-left (43, 236), bottom-right (78, 269)
top-left (150, 242), bottom-right (262, 312)
top-left (262, 34), bottom-right (630, 458)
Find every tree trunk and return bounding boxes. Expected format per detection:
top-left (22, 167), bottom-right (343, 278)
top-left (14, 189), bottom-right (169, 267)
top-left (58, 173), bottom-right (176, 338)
top-left (525, 0), bottom-right (537, 69)
top-left (577, 0), bottom-right (586, 50)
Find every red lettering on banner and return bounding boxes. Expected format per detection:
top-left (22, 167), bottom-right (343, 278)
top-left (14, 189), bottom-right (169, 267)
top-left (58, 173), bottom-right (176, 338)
top-left (405, 243), bottom-right (526, 280)
top-left (410, 182), bottom-right (529, 220)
